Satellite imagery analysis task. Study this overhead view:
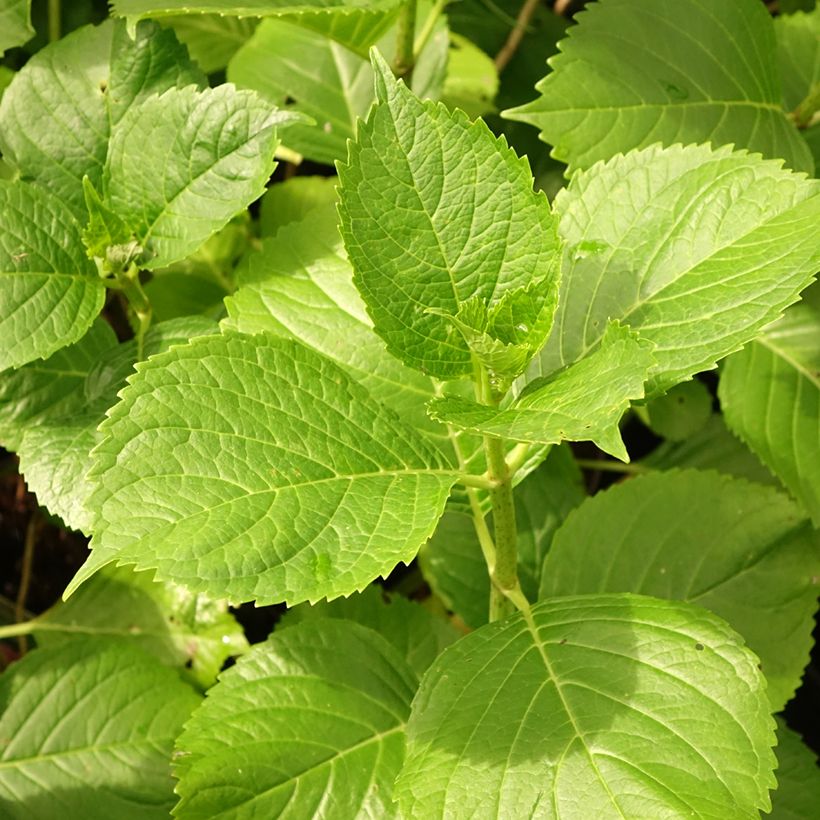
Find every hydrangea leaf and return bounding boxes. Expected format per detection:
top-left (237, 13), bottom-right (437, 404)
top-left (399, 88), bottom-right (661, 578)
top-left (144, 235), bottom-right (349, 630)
top-left (34, 565), bottom-right (247, 689)
top-left (0, 19), bottom-right (204, 216)
top-left (431, 323), bottom-right (653, 461)
top-left (162, 15), bottom-right (258, 73)
top-left (719, 304), bottom-right (820, 526)
top-left (506, 0), bottom-right (813, 175)
top-left (338, 50), bottom-right (560, 379)
top-left (0, 181), bottom-right (106, 371)
top-left (113, 1), bottom-right (404, 57)
top-left (0, 638), bottom-right (200, 819)
top-left (0, 0), bottom-right (33, 54)
top-left (441, 33), bottom-right (498, 119)
top-left (420, 446), bottom-right (586, 627)
top-left (18, 318), bottom-right (217, 532)
top-left (102, 85), bottom-right (297, 270)
top-left (643, 379), bottom-right (713, 442)
top-left (258, 175), bottom-right (338, 237)
top-left (173, 619), bottom-right (415, 819)
top-left (394, 594), bottom-right (776, 819)
top-left (770, 719), bottom-right (820, 820)
top-left (279, 584), bottom-right (459, 677)
top-left (527, 143), bottom-right (820, 398)
top-left (69, 332), bottom-right (458, 605)
top-left (539, 470), bottom-right (820, 711)
top-left (0, 319), bottom-right (117, 450)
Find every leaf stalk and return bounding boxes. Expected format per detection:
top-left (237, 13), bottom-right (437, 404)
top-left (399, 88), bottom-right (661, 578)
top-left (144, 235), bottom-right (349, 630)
top-left (394, 0), bottom-right (418, 79)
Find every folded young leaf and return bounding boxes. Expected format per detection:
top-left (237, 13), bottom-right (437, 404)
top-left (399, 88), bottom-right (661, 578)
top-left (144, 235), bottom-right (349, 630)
top-left (338, 50), bottom-right (560, 379)
top-left (113, 0), bottom-right (404, 57)
top-left (18, 317), bottom-right (217, 532)
top-left (420, 446), bottom-right (586, 628)
top-left (394, 594), bottom-right (775, 819)
top-left (0, 638), bottom-right (200, 819)
top-left (539, 469), bottom-right (820, 712)
top-left (279, 584), bottom-right (459, 677)
top-left (0, 0), bottom-right (33, 55)
top-left (506, 0), bottom-right (813, 175)
top-left (0, 19), bottom-right (204, 216)
top-left (0, 319), bottom-right (116, 450)
top-left (103, 85), bottom-right (297, 270)
top-left (0, 181), bottom-right (106, 371)
top-left (431, 323), bottom-right (653, 460)
top-left (173, 619), bottom-right (415, 818)
top-left (770, 719), bottom-right (820, 820)
top-left (71, 332), bottom-right (458, 605)
top-left (34, 564), bottom-right (247, 689)
top-left (719, 304), bottom-right (820, 526)
top-left (528, 143), bottom-right (820, 397)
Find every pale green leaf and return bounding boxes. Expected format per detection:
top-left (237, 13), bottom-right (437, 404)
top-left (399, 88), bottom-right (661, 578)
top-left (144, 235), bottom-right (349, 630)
top-left (163, 15), bottom-right (258, 73)
top-left (642, 415), bottom-right (777, 487)
top-left (114, 0), bottom-right (403, 57)
top-left (338, 51), bottom-right (560, 379)
top-left (442, 33), bottom-right (498, 119)
top-left (431, 323), bottom-right (653, 460)
top-left (420, 446), bottom-right (586, 627)
top-left (173, 619), bottom-right (415, 819)
top-left (34, 565), bottom-right (247, 689)
top-left (0, 181), bottom-right (106, 371)
top-left (18, 318), bottom-right (217, 532)
top-left (0, 319), bottom-right (116, 450)
top-left (528, 143), bottom-right (820, 397)
top-left (719, 304), bottom-right (820, 525)
top-left (258, 175), bottom-right (338, 236)
top-left (395, 594), bottom-right (776, 819)
top-left (69, 332), bottom-right (457, 605)
top-left (539, 470), bottom-right (820, 711)
top-left (0, 638), bottom-right (200, 819)
top-left (643, 379), bottom-right (713, 442)
top-left (506, 0), bottom-right (813, 174)
top-left (103, 85), bottom-right (293, 270)
top-left (0, 20), bottom-right (204, 216)
top-left (770, 720), bottom-right (820, 820)
top-left (0, 0), bottom-right (33, 54)
top-left (279, 584), bottom-right (459, 677)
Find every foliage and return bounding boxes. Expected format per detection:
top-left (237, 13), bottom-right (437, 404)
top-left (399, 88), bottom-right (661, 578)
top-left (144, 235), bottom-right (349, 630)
top-left (0, 0), bottom-right (818, 817)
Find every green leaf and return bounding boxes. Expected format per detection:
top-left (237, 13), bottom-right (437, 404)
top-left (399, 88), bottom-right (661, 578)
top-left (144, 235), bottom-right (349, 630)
top-left (776, 8), bottom-right (820, 113)
top-left (258, 175), bottom-right (338, 236)
top-left (113, 1), bottom-right (404, 57)
top-left (420, 446), bottom-right (586, 627)
top-left (0, 20), bottom-right (205, 216)
top-left (338, 51), bottom-right (560, 379)
top-left (506, 0), bottom-right (813, 175)
top-left (162, 15), bottom-right (258, 74)
top-left (82, 175), bottom-right (135, 263)
top-left (395, 594), bottom-right (776, 818)
top-left (279, 584), bottom-right (459, 677)
top-left (0, 319), bottom-right (117, 450)
top-left (431, 323), bottom-right (654, 460)
top-left (527, 143), bottom-right (820, 398)
top-left (770, 720), bottom-right (820, 820)
top-left (0, 180), bottom-right (106, 372)
top-left (103, 85), bottom-right (293, 270)
top-left (0, 0), bottom-right (33, 54)
top-left (719, 304), bottom-right (820, 526)
top-left (18, 317), bottom-right (217, 532)
top-left (441, 33), bottom-right (498, 119)
top-left (34, 565), bottom-right (247, 689)
top-left (69, 331), bottom-right (458, 605)
top-left (642, 415), bottom-right (777, 487)
top-left (173, 619), bottom-right (415, 818)
top-left (0, 638), bottom-right (200, 819)
top-left (539, 470), bottom-right (820, 711)
top-left (643, 379), bottom-right (713, 442)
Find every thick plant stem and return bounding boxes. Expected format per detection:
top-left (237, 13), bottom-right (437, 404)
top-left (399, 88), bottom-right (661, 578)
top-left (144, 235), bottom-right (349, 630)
top-left (121, 271), bottom-right (152, 361)
top-left (485, 435), bottom-right (519, 620)
top-left (48, 0), bottom-right (61, 43)
top-left (394, 0), bottom-right (418, 79)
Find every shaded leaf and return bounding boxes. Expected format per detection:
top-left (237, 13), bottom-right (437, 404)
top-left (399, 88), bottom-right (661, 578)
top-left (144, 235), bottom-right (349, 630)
top-left (0, 0), bottom-right (33, 54)
top-left (770, 719), bottom-right (820, 820)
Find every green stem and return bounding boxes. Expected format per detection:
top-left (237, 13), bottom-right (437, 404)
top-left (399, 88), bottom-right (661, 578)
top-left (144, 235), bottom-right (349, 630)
top-left (0, 619), bottom-right (38, 641)
top-left (792, 83), bottom-right (820, 130)
top-left (48, 0), bottom-right (61, 43)
top-left (413, 0), bottom-right (446, 58)
top-left (505, 441), bottom-right (532, 476)
top-left (575, 458), bottom-right (651, 475)
top-left (393, 0), bottom-right (418, 79)
top-left (121, 268), bottom-right (152, 361)
top-left (15, 513), bottom-right (41, 655)
top-left (494, 0), bottom-right (541, 72)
